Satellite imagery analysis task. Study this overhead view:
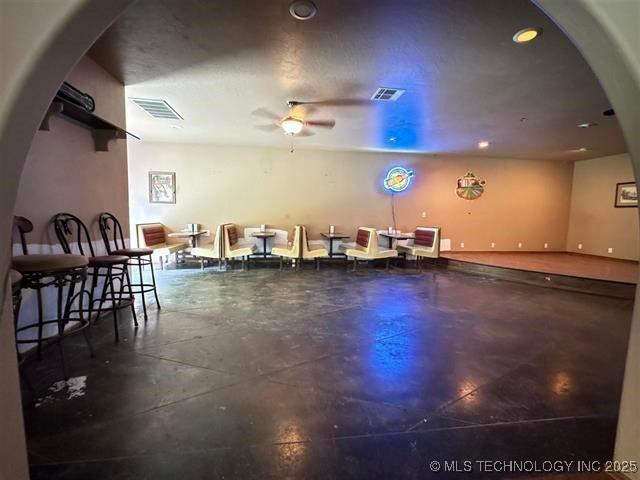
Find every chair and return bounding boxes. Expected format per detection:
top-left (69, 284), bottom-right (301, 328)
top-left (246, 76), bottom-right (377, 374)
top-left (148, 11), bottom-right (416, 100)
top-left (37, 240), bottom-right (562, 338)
top-left (222, 224), bottom-right (256, 270)
top-left (271, 225), bottom-right (303, 270)
top-left (53, 213), bottom-right (137, 342)
top-left (98, 212), bottom-right (160, 321)
top-left (301, 226), bottom-right (328, 270)
top-left (397, 227), bottom-right (441, 271)
top-left (191, 224), bottom-right (226, 270)
top-left (136, 223), bottom-right (189, 270)
top-left (12, 215), bottom-right (92, 380)
top-left (340, 227), bottom-right (398, 271)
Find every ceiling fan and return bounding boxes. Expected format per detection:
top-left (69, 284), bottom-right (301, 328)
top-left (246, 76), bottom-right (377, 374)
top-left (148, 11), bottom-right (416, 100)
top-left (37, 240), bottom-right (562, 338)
top-left (252, 100), bottom-right (336, 137)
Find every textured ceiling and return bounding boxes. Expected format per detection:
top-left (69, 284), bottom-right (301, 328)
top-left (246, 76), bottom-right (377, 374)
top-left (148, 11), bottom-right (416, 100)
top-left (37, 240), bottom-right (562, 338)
top-left (89, 0), bottom-right (627, 160)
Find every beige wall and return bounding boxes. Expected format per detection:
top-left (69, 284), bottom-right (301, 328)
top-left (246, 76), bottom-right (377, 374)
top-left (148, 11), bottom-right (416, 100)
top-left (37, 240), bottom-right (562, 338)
top-left (128, 141), bottom-right (574, 251)
top-left (15, 55), bottom-right (130, 246)
top-left (566, 153), bottom-right (638, 260)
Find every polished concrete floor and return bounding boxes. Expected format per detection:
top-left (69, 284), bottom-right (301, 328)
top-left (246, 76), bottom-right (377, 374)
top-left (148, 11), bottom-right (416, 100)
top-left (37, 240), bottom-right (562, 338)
top-left (22, 262), bottom-right (633, 479)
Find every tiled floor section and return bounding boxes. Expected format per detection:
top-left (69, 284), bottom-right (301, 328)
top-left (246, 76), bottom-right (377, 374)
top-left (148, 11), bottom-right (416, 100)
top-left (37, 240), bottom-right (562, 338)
top-left (441, 252), bottom-right (638, 284)
top-left (22, 264), bottom-right (633, 479)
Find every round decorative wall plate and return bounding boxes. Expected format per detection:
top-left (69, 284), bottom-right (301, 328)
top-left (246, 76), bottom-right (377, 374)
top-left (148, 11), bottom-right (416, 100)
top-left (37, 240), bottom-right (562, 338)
top-left (456, 171), bottom-right (486, 200)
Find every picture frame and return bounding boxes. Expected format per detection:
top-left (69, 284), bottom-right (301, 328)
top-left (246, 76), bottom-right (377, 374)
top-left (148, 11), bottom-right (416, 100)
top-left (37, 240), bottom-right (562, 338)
top-left (149, 171), bottom-right (176, 204)
top-left (614, 181), bottom-right (637, 208)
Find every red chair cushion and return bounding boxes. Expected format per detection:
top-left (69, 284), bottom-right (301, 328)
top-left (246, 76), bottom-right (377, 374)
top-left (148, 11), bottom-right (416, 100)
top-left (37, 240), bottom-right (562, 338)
top-left (143, 226), bottom-right (165, 246)
top-left (356, 229), bottom-right (370, 248)
top-left (227, 226), bottom-right (238, 246)
top-left (415, 229), bottom-right (435, 247)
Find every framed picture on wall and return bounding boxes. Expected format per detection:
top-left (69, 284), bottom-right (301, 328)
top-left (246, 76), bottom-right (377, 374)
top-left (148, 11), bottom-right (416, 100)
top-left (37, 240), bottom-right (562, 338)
top-left (614, 182), bottom-right (637, 208)
top-left (149, 171), bottom-right (176, 204)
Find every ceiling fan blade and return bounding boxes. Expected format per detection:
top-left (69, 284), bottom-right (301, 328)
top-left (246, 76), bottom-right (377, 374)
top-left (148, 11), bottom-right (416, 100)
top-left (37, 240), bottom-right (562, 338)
top-left (296, 130), bottom-right (315, 137)
top-left (306, 119), bottom-right (336, 129)
top-left (254, 124), bottom-right (280, 132)
top-left (252, 108), bottom-right (282, 120)
top-left (290, 98), bottom-right (372, 107)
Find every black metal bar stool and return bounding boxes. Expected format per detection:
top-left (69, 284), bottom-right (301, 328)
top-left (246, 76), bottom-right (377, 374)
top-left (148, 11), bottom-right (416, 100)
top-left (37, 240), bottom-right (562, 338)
top-left (53, 213), bottom-right (137, 342)
top-left (12, 253), bottom-right (92, 380)
top-left (98, 212), bottom-right (160, 321)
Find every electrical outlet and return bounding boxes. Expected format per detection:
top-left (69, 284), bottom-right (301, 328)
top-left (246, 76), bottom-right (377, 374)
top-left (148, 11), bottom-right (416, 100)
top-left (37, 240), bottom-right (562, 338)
top-left (544, 243), bottom-right (548, 249)
top-left (608, 247), bottom-right (613, 254)
top-left (460, 242), bottom-right (465, 248)
top-left (518, 242), bottom-right (522, 249)
top-left (421, 211), bottom-right (427, 218)
top-left (578, 243), bottom-right (583, 250)
top-left (490, 242), bottom-right (495, 248)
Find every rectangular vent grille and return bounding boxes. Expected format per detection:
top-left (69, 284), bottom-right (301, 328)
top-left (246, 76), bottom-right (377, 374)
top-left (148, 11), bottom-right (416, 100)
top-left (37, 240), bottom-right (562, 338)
top-left (371, 87), bottom-right (405, 101)
top-left (129, 98), bottom-right (183, 120)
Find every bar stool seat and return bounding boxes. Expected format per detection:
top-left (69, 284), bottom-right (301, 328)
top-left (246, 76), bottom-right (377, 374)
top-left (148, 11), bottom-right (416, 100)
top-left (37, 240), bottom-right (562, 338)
top-left (88, 255), bottom-right (129, 267)
top-left (12, 254), bottom-right (88, 274)
top-left (112, 247), bottom-right (153, 257)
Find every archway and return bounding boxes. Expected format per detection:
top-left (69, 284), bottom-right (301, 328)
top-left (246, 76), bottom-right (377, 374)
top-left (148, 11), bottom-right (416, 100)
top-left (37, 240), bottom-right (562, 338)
top-left (0, 1), bottom-right (637, 478)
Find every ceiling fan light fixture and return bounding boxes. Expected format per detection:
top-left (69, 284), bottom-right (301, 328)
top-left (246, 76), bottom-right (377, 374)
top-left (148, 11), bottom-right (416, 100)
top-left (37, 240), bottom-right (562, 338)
top-left (281, 117), bottom-right (304, 135)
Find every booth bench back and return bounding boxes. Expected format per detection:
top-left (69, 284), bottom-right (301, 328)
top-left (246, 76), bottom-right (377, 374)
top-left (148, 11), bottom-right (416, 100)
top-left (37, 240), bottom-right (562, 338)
top-left (355, 227), bottom-right (380, 254)
top-left (413, 227), bottom-right (440, 255)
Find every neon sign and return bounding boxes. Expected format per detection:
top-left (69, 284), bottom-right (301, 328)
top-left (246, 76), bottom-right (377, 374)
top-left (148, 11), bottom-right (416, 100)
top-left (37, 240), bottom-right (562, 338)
top-left (383, 166), bottom-right (414, 192)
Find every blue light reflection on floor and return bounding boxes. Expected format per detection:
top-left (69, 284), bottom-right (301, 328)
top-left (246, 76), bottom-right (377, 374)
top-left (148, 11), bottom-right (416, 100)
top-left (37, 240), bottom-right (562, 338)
top-left (365, 292), bottom-right (427, 390)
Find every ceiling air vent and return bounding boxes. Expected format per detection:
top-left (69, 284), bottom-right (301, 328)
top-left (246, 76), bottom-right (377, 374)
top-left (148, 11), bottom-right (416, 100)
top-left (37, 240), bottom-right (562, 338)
top-left (371, 87), bottom-right (405, 101)
top-left (129, 98), bottom-right (183, 120)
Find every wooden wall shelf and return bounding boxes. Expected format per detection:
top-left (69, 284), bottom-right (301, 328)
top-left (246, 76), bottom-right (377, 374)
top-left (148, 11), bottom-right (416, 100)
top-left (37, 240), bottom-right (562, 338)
top-left (39, 96), bottom-right (139, 152)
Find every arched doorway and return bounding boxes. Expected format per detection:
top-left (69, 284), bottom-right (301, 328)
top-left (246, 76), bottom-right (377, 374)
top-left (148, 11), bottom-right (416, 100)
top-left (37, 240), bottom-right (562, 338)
top-left (1, 1), bottom-right (637, 477)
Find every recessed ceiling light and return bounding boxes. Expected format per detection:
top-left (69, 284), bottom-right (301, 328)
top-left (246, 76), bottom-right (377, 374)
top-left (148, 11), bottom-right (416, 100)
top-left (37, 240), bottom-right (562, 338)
top-left (478, 141), bottom-right (490, 149)
top-left (289, 0), bottom-right (317, 20)
top-left (513, 27), bottom-right (543, 43)
top-left (577, 122), bottom-right (598, 128)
